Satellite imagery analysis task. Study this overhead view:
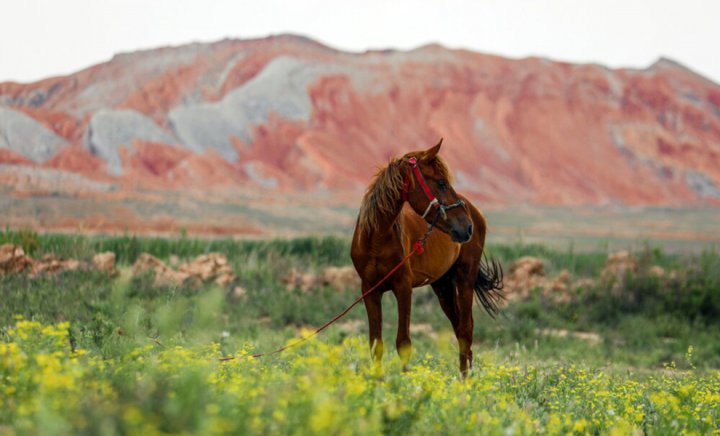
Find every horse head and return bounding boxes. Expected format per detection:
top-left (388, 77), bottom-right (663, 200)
top-left (402, 139), bottom-right (473, 243)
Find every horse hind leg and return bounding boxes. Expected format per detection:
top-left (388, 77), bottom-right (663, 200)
top-left (456, 287), bottom-right (474, 377)
top-left (433, 269), bottom-right (474, 377)
top-left (454, 262), bottom-right (478, 378)
top-left (432, 271), bottom-right (459, 332)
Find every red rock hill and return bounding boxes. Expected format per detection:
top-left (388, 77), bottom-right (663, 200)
top-left (2, 34), bottom-right (720, 206)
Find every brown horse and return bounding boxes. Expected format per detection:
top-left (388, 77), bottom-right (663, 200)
top-left (350, 139), bottom-right (503, 376)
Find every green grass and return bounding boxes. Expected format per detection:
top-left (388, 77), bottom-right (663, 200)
top-left (2, 229), bottom-right (719, 367)
top-left (1, 230), bottom-right (719, 433)
top-left (1, 227), bottom-right (352, 265)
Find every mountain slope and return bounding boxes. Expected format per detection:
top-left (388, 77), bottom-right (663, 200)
top-left (1, 34), bottom-right (720, 206)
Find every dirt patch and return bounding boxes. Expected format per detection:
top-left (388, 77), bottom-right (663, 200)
top-left (536, 328), bottom-right (602, 344)
top-left (336, 319), bottom-right (364, 334)
top-left (231, 286), bottom-right (247, 299)
top-left (600, 250), bottom-right (639, 292)
top-left (1, 244), bottom-right (236, 287)
top-left (132, 252), bottom-right (235, 287)
top-left (31, 254), bottom-right (85, 275)
top-left (282, 266), bottom-right (360, 293)
top-left (0, 244), bottom-right (32, 274)
top-left (503, 256), bottom-right (574, 303)
top-left (647, 265), bottom-right (666, 278)
top-left (92, 252), bottom-right (118, 275)
top-left (317, 266), bottom-right (361, 292)
top-left (0, 244), bottom-right (33, 274)
top-left (178, 253), bottom-right (235, 286)
top-left (132, 253), bottom-right (193, 287)
top-left (281, 268), bottom-right (316, 293)
top-left (503, 251), bottom-right (673, 303)
top-left (411, 323), bottom-right (438, 339)
top-left (1, 244), bottom-right (89, 276)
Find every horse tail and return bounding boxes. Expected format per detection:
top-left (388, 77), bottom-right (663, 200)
top-left (474, 254), bottom-right (505, 318)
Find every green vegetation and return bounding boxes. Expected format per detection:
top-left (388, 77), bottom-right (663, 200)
top-left (1, 229), bottom-right (719, 434)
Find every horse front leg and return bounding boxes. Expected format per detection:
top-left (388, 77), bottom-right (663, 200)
top-left (393, 283), bottom-right (413, 371)
top-left (456, 284), bottom-right (474, 377)
top-left (362, 284), bottom-right (384, 367)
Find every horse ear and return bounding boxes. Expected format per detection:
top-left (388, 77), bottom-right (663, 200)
top-left (421, 138), bottom-right (443, 162)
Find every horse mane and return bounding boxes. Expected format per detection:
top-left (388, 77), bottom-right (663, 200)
top-left (358, 154), bottom-right (452, 233)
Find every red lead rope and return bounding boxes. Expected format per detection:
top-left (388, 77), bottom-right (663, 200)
top-left (218, 236), bottom-right (429, 361)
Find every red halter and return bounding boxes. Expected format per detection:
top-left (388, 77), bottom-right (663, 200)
top-left (401, 157), bottom-right (441, 218)
top-left (401, 156), bottom-right (466, 220)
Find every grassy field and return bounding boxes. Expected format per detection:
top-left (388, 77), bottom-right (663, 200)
top-left (3, 186), bottom-right (720, 249)
top-left (1, 230), bottom-right (719, 434)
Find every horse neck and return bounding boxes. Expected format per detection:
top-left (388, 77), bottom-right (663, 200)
top-left (372, 198), bottom-right (404, 238)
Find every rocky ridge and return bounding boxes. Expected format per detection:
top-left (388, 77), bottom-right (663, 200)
top-left (1, 34), bottom-right (719, 215)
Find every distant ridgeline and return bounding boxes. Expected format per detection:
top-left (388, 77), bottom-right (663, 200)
top-left (0, 35), bottom-right (719, 207)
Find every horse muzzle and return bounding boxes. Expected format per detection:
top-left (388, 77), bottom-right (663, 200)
top-left (450, 223), bottom-right (473, 243)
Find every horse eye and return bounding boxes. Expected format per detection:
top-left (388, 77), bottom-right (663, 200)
top-left (437, 180), bottom-right (448, 190)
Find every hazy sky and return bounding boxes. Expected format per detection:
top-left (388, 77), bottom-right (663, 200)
top-left (1, 0), bottom-right (718, 84)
